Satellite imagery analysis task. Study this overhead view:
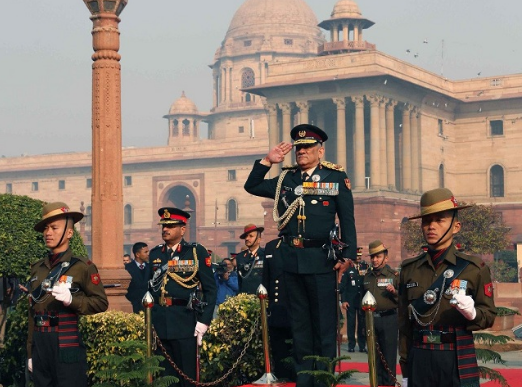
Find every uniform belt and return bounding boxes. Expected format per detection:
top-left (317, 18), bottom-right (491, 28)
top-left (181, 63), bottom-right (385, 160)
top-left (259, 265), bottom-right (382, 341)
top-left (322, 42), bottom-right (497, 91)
top-left (414, 329), bottom-right (456, 344)
top-left (34, 315), bottom-right (59, 328)
top-left (160, 296), bottom-right (189, 307)
top-left (372, 309), bottom-right (396, 317)
top-left (283, 236), bottom-right (328, 249)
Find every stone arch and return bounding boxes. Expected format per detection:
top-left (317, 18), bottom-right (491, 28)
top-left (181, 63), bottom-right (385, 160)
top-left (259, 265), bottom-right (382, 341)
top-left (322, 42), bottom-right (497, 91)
top-left (489, 164), bottom-right (504, 198)
top-left (241, 67), bottom-right (255, 89)
top-left (158, 184), bottom-right (198, 242)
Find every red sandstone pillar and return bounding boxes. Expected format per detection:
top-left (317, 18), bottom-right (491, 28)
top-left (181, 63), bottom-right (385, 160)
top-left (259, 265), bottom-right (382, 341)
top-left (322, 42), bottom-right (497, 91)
top-left (83, 0), bottom-right (130, 311)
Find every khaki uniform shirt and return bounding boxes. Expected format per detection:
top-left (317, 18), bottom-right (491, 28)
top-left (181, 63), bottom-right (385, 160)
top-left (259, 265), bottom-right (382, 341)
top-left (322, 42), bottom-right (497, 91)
top-left (398, 245), bottom-right (496, 375)
top-left (27, 249), bottom-right (108, 357)
top-left (363, 265), bottom-right (399, 311)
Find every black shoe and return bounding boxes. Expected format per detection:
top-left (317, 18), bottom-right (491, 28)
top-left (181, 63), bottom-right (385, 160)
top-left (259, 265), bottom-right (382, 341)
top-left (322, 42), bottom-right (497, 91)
top-left (359, 348), bottom-right (367, 353)
top-left (348, 348), bottom-right (355, 352)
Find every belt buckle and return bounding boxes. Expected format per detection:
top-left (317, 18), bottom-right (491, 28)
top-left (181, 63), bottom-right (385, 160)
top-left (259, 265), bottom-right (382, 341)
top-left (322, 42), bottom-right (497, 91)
top-left (291, 237), bottom-right (304, 248)
top-left (423, 332), bottom-right (441, 344)
top-left (36, 317), bottom-right (50, 327)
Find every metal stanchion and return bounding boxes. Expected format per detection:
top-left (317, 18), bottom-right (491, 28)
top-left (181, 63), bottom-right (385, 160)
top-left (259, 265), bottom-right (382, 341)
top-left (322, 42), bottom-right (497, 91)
top-left (253, 285), bottom-right (284, 386)
top-left (143, 291), bottom-right (155, 386)
top-left (361, 291), bottom-right (378, 387)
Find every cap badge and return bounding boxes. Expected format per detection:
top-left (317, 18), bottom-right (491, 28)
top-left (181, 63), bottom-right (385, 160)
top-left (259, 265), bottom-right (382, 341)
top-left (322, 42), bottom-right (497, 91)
top-left (163, 209), bottom-right (171, 219)
top-left (450, 196), bottom-right (458, 207)
top-left (298, 130), bottom-right (306, 138)
top-left (60, 207), bottom-right (69, 213)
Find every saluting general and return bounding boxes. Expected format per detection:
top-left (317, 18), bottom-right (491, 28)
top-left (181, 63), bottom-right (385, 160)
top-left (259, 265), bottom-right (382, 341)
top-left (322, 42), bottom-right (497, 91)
top-left (244, 123), bottom-right (357, 387)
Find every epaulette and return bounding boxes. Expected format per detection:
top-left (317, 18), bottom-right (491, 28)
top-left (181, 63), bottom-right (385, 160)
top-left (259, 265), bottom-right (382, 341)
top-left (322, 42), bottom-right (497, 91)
top-left (320, 161), bottom-right (345, 171)
top-left (282, 164), bottom-right (298, 171)
top-left (456, 251), bottom-right (485, 268)
top-left (401, 253), bottom-right (425, 268)
top-left (150, 244), bottom-right (164, 252)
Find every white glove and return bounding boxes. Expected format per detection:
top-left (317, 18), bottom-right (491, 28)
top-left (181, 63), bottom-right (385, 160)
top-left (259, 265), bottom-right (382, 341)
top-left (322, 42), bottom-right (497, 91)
top-left (51, 285), bottom-right (72, 306)
top-left (194, 322), bottom-right (208, 346)
top-left (28, 358), bottom-right (33, 373)
top-left (454, 294), bottom-right (476, 320)
top-left (401, 378), bottom-right (408, 387)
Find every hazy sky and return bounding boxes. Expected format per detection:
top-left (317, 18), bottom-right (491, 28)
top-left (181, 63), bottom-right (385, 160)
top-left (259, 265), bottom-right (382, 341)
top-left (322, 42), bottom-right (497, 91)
top-left (1, 0), bottom-right (521, 158)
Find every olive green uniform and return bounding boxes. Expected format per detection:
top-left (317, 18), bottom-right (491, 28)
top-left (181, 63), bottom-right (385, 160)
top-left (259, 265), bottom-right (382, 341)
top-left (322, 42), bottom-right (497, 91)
top-left (398, 245), bottom-right (496, 387)
top-left (27, 249), bottom-right (108, 387)
top-left (363, 265), bottom-right (399, 386)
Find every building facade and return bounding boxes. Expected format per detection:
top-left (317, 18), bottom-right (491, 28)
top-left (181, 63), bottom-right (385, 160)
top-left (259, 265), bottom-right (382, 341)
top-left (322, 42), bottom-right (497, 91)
top-left (0, 0), bottom-right (520, 269)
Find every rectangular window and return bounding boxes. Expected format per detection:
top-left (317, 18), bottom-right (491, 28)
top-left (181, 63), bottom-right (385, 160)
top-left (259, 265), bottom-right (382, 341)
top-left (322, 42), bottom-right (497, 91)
top-left (490, 78), bottom-right (502, 87)
top-left (228, 170), bottom-right (237, 181)
top-left (243, 40), bottom-right (252, 47)
top-left (124, 176), bottom-right (132, 186)
top-left (284, 39), bottom-right (293, 45)
top-left (238, 126), bottom-right (244, 133)
top-left (58, 180), bottom-right (65, 190)
top-left (490, 120), bottom-right (503, 136)
top-left (6, 183), bottom-right (12, 194)
top-left (86, 178), bottom-right (92, 188)
top-left (32, 182), bottom-right (38, 191)
top-left (438, 119), bottom-right (443, 135)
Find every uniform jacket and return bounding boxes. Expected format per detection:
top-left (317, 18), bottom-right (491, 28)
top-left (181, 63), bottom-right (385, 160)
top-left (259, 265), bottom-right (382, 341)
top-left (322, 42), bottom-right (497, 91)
top-left (398, 245), bottom-right (497, 374)
top-left (363, 264), bottom-right (399, 311)
top-left (125, 261), bottom-right (151, 313)
top-left (262, 238), bottom-right (290, 328)
top-left (27, 249), bottom-right (108, 357)
top-left (244, 160), bottom-right (357, 274)
top-left (236, 247), bottom-right (265, 295)
top-left (149, 240), bottom-right (217, 340)
top-left (340, 260), bottom-right (369, 308)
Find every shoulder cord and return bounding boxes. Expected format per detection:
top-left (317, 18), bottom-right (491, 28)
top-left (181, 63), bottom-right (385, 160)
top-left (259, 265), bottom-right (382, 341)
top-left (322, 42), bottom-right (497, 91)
top-left (272, 170), bottom-right (305, 231)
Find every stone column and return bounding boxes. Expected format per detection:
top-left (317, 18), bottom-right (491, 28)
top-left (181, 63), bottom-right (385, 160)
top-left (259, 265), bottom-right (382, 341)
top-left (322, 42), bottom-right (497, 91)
top-left (229, 67), bottom-right (233, 102)
top-left (221, 67), bottom-right (226, 104)
top-left (353, 22), bottom-right (359, 41)
top-left (267, 103), bottom-right (279, 152)
top-left (296, 101), bottom-right (309, 124)
top-left (410, 107), bottom-right (420, 192)
top-left (342, 23), bottom-right (349, 42)
top-left (351, 96), bottom-right (365, 190)
top-left (386, 100), bottom-right (398, 189)
top-left (212, 71), bottom-right (218, 108)
top-left (401, 104), bottom-right (412, 191)
top-left (279, 102), bottom-right (293, 166)
top-left (379, 97), bottom-right (387, 189)
top-left (368, 95), bottom-right (381, 189)
top-left (333, 97), bottom-right (347, 169)
top-left (333, 26), bottom-right (339, 42)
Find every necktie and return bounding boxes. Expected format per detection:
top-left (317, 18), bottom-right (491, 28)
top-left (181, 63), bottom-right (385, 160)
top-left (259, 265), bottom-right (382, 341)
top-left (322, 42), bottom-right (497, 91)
top-left (167, 248), bottom-right (173, 258)
top-left (302, 172), bottom-right (309, 182)
top-left (139, 264), bottom-right (144, 270)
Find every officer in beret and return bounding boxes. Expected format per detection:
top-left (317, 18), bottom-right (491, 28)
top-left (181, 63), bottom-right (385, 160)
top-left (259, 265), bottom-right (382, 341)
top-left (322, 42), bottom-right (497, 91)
top-left (363, 240), bottom-right (398, 386)
top-left (340, 247), bottom-right (368, 353)
top-left (262, 237), bottom-right (296, 381)
top-left (398, 188), bottom-right (497, 387)
top-left (244, 124), bottom-right (357, 387)
top-left (148, 207), bottom-right (217, 387)
top-left (27, 202), bottom-right (108, 387)
top-left (236, 224), bottom-right (265, 294)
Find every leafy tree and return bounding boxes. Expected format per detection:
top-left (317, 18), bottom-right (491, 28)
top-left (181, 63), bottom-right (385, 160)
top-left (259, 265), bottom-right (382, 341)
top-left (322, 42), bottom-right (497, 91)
top-left (401, 203), bottom-right (510, 255)
top-left (489, 260), bottom-right (518, 283)
top-left (0, 194), bottom-right (87, 279)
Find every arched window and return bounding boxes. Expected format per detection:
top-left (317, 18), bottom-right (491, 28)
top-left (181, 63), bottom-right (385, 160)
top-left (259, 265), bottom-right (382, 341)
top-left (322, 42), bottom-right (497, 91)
top-left (438, 164), bottom-right (444, 188)
top-left (182, 119), bottom-right (190, 136)
top-left (124, 204), bottom-right (132, 225)
top-left (241, 68), bottom-right (255, 89)
top-left (245, 93), bottom-right (252, 103)
top-left (490, 165), bottom-right (504, 197)
top-left (172, 119), bottom-right (179, 136)
top-left (226, 199), bottom-right (237, 222)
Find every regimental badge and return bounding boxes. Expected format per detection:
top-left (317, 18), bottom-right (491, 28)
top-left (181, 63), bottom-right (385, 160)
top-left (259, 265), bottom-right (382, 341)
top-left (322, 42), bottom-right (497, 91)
top-left (294, 185), bottom-right (304, 196)
top-left (344, 178), bottom-right (351, 190)
top-left (312, 174), bottom-right (320, 182)
top-left (423, 289), bottom-right (437, 304)
top-left (91, 273), bottom-right (101, 285)
top-left (443, 269), bottom-right (454, 278)
top-left (484, 282), bottom-right (493, 297)
top-left (298, 130), bottom-right (306, 138)
top-left (450, 196), bottom-right (458, 207)
top-left (163, 209), bottom-right (171, 219)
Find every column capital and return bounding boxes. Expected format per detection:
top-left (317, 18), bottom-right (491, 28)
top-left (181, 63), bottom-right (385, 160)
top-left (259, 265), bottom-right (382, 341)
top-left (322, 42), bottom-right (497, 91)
top-left (278, 102), bottom-right (292, 114)
top-left (350, 95), bottom-right (364, 106)
top-left (386, 99), bottom-right (398, 109)
top-left (332, 97), bottom-right (346, 109)
top-left (366, 94), bottom-right (382, 106)
top-left (295, 101), bottom-right (310, 112)
top-left (264, 102), bottom-right (278, 114)
top-left (401, 102), bottom-right (414, 112)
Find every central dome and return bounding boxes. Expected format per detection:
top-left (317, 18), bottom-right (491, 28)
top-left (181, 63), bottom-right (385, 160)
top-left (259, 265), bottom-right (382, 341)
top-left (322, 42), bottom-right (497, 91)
top-left (223, 0), bottom-right (324, 50)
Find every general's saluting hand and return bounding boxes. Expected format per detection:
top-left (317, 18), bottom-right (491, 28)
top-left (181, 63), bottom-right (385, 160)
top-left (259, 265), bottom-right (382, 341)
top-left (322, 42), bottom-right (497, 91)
top-left (261, 142), bottom-right (293, 166)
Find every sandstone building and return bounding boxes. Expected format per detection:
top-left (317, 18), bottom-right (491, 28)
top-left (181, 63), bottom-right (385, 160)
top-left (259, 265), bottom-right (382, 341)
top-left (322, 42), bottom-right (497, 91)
top-left (0, 0), bottom-right (520, 269)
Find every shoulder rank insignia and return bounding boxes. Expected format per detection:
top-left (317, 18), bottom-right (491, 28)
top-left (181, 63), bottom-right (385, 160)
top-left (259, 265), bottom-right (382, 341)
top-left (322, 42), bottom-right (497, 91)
top-left (320, 161), bottom-right (345, 171)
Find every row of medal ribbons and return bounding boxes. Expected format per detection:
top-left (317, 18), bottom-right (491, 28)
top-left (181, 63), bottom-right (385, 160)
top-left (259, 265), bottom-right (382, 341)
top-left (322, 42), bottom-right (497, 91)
top-left (168, 259), bottom-right (195, 272)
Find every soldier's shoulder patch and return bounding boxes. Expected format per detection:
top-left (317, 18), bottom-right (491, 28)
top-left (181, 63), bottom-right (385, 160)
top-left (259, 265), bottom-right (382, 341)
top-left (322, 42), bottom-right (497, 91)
top-left (484, 282), bottom-right (493, 297)
top-left (282, 164), bottom-right (298, 171)
top-left (91, 273), bottom-right (101, 285)
top-left (344, 178), bottom-right (351, 190)
top-left (320, 161), bottom-right (345, 171)
top-left (205, 256), bottom-right (212, 267)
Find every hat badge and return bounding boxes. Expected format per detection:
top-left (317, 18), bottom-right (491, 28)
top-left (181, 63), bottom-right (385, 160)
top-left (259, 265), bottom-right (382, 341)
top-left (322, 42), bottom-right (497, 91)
top-left (298, 130), bottom-right (306, 138)
top-left (163, 209), bottom-right (171, 219)
top-left (60, 207), bottom-right (69, 213)
top-left (450, 196), bottom-right (458, 207)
